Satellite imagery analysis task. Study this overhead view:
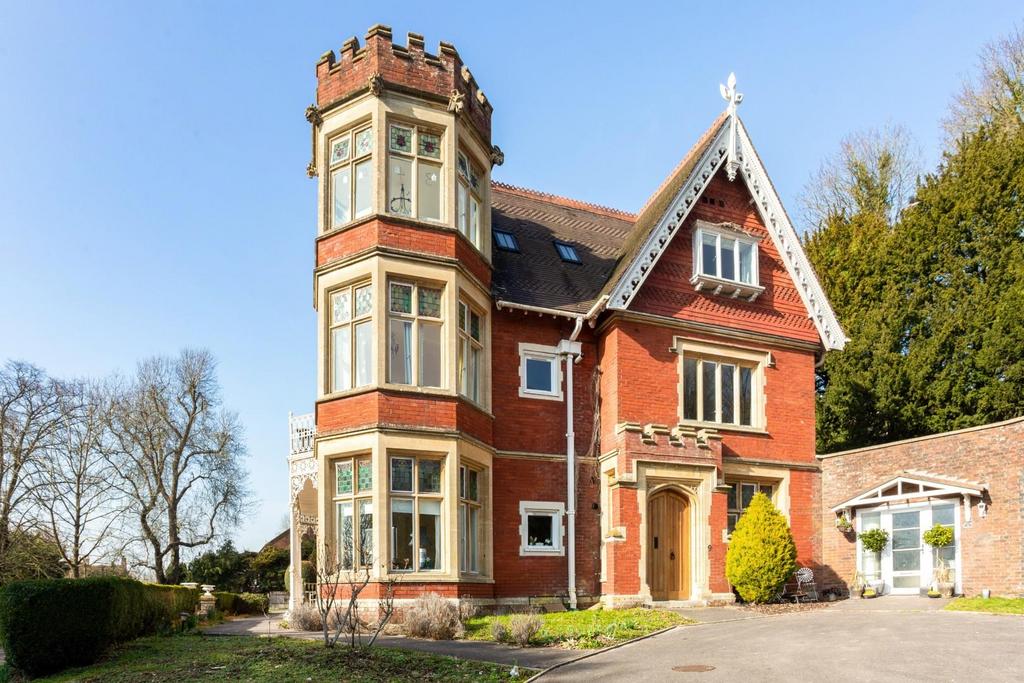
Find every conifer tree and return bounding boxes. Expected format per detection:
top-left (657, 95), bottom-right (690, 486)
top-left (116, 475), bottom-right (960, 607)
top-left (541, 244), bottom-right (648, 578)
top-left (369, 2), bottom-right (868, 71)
top-left (725, 493), bottom-right (797, 603)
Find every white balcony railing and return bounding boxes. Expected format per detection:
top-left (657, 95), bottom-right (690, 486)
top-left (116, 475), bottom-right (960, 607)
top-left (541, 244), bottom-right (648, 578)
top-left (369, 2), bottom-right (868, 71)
top-left (288, 412), bottom-right (315, 456)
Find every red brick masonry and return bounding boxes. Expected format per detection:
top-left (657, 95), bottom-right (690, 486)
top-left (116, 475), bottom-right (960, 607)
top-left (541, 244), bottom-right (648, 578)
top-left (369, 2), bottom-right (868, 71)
top-left (818, 417), bottom-right (1024, 597)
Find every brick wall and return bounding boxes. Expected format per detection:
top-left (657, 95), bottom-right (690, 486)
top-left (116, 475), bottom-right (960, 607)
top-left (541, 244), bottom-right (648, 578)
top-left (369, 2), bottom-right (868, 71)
top-left (819, 418), bottom-right (1024, 597)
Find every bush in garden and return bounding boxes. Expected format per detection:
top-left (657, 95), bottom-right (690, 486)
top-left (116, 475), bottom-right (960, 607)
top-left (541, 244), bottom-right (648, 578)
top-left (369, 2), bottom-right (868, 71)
top-left (0, 577), bottom-right (199, 678)
top-left (214, 591), bottom-right (269, 615)
top-left (404, 593), bottom-right (463, 640)
top-left (725, 492), bottom-right (798, 604)
top-left (508, 613), bottom-right (542, 647)
top-left (491, 620), bottom-right (510, 643)
top-left (289, 602), bottom-right (322, 631)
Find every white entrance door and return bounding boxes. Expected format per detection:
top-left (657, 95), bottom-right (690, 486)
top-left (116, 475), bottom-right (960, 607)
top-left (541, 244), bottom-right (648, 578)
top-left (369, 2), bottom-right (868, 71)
top-left (889, 510), bottom-right (922, 594)
top-left (857, 502), bottom-right (960, 595)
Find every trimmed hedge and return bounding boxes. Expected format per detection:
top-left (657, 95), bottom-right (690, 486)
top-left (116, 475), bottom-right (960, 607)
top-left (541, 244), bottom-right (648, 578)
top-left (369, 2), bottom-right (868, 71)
top-left (0, 577), bottom-right (198, 678)
top-left (214, 591), bottom-right (269, 615)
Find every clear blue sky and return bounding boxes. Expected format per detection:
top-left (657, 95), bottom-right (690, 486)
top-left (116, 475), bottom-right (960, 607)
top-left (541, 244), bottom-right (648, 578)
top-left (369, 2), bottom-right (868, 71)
top-left (1, 1), bottom-right (1020, 551)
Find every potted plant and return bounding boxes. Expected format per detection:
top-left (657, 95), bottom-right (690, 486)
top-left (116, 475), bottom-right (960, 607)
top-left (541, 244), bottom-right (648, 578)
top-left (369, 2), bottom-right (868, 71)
top-left (835, 514), bottom-right (854, 533)
top-left (924, 524), bottom-right (955, 597)
top-left (857, 528), bottom-right (889, 597)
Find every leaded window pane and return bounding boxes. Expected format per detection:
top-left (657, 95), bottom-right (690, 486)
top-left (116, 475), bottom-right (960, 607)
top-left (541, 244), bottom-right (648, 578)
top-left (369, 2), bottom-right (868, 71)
top-left (391, 458), bottom-right (413, 492)
top-left (332, 290), bottom-right (351, 324)
top-left (702, 360), bottom-right (717, 421)
top-left (355, 127), bottom-right (373, 156)
top-left (418, 288), bottom-right (442, 317)
top-left (418, 132), bottom-right (441, 158)
top-left (358, 500), bottom-right (373, 565)
top-left (389, 318), bottom-right (412, 384)
top-left (720, 363), bottom-right (735, 424)
top-left (331, 136), bottom-right (350, 165)
top-left (389, 124), bottom-right (413, 153)
top-left (336, 461), bottom-right (353, 494)
top-left (741, 482), bottom-right (756, 509)
top-left (357, 459), bottom-right (372, 491)
top-left (355, 285), bottom-right (373, 316)
top-left (388, 156), bottom-right (413, 216)
top-left (457, 152), bottom-right (469, 179)
top-left (390, 283), bottom-right (413, 314)
top-left (332, 167), bottom-right (351, 226)
top-left (418, 460), bottom-right (441, 493)
top-left (683, 358), bottom-right (698, 421)
top-left (417, 162), bottom-right (442, 220)
top-left (470, 311), bottom-right (481, 341)
top-left (458, 302), bottom-right (467, 331)
top-left (739, 367), bottom-right (753, 426)
top-left (339, 502), bottom-right (354, 569)
top-left (468, 469), bottom-right (479, 501)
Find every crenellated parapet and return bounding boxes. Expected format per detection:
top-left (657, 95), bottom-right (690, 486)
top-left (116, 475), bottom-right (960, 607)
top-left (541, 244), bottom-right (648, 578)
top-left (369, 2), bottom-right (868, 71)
top-left (316, 24), bottom-right (492, 144)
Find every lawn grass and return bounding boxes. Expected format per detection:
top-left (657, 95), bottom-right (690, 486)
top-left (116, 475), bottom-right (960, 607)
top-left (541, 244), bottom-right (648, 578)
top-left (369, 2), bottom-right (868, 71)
top-left (464, 607), bottom-right (690, 649)
top-left (945, 596), bottom-right (1024, 615)
top-left (3, 634), bottom-right (528, 682)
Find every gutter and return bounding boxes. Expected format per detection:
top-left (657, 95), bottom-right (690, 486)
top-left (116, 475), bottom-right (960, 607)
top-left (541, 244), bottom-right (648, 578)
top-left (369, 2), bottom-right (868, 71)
top-left (497, 295), bottom-right (608, 610)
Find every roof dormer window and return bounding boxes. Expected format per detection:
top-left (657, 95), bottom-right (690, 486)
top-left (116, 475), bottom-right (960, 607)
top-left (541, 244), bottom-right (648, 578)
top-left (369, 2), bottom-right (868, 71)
top-left (493, 230), bottom-right (519, 252)
top-left (690, 222), bottom-right (764, 301)
top-left (554, 241), bottom-right (581, 264)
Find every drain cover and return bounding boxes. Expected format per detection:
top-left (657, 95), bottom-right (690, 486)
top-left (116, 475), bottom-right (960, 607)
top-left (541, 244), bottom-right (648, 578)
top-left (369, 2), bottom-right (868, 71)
top-left (673, 665), bottom-right (716, 672)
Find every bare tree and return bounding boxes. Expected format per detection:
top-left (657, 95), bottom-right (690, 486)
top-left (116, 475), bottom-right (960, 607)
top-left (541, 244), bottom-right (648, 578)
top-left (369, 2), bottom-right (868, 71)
top-left (106, 349), bottom-right (250, 584)
top-left (35, 379), bottom-right (125, 577)
top-left (313, 544), bottom-right (396, 649)
top-left (0, 361), bottom-right (63, 576)
top-left (800, 124), bottom-right (921, 231)
top-left (944, 24), bottom-right (1024, 143)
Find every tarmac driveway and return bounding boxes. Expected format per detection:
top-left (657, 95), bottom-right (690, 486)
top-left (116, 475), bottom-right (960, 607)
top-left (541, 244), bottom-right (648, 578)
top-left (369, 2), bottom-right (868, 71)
top-left (540, 606), bottom-right (1024, 682)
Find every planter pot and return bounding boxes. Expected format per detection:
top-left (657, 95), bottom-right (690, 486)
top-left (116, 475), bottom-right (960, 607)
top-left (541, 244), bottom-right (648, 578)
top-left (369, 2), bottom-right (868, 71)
top-left (982, 589), bottom-right (992, 599)
top-left (927, 591), bottom-right (941, 598)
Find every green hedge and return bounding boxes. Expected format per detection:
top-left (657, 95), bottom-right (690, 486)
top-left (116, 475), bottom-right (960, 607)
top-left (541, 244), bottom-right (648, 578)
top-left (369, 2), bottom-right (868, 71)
top-left (214, 591), bottom-right (268, 615)
top-left (0, 577), bottom-right (199, 678)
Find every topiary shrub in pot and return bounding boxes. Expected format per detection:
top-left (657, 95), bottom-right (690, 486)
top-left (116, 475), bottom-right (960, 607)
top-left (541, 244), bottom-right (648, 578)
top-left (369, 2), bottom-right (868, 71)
top-left (857, 528), bottom-right (889, 596)
top-left (725, 493), bottom-right (798, 604)
top-left (923, 524), bottom-right (956, 596)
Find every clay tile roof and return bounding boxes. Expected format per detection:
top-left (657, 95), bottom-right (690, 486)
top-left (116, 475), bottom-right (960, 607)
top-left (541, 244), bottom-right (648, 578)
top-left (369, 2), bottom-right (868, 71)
top-left (489, 113), bottom-right (728, 314)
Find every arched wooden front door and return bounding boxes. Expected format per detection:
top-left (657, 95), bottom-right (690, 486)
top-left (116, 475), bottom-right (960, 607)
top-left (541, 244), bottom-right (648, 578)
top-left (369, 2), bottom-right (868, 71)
top-left (647, 490), bottom-right (690, 601)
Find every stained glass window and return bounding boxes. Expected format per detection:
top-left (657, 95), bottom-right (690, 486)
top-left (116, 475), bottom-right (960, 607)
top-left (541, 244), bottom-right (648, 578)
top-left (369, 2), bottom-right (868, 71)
top-left (470, 310), bottom-right (480, 341)
top-left (330, 137), bottom-right (350, 165)
top-left (418, 460), bottom-right (441, 493)
top-left (418, 288), bottom-right (442, 318)
top-left (357, 458), bottom-right (372, 491)
top-left (419, 132), bottom-right (440, 158)
top-left (457, 152), bottom-right (469, 179)
top-left (389, 124), bottom-right (413, 153)
top-left (336, 461), bottom-right (353, 495)
top-left (355, 128), bottom-right (373, 157)
top-left (390, 283), bottom-right (413, 314)
top-left (391, 457), bottom-right (413, 492)
top-left (458, 301), bottom-right (467, 330)
top-left (355, 284), bottom-right (373, 316)
top-left (332, 289), bottom-right (351, 324)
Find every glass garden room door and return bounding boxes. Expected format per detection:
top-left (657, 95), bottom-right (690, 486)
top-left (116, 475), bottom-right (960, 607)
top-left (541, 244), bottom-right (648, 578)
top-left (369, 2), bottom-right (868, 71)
top-left (857, 503), bottom-right (959, 595)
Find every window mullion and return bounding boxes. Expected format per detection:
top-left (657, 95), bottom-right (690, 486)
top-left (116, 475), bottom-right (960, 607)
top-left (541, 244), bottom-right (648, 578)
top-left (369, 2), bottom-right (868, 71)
top-left (715, 234), bottom-right (722, 278)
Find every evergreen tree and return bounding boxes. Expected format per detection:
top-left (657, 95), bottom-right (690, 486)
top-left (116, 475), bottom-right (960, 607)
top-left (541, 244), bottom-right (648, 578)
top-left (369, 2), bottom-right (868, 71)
top-left (725, 493), bottom-right (798, 603)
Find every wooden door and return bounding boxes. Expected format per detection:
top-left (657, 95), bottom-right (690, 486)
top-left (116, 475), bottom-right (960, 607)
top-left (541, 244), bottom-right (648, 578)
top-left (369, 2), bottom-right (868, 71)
top-left (647, 490), bottom-right (690, 601)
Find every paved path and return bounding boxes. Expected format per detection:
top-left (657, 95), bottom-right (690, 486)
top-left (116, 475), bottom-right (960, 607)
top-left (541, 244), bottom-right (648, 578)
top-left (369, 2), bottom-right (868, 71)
top-left (204, 615), bottom-right (576, 669)
top-left (540, 604), bottom-right (1024, 681)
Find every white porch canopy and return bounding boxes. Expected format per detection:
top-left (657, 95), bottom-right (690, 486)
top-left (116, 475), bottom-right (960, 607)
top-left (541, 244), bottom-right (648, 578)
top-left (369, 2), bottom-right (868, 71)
top-left (831, 471), bottom-right (988, 525)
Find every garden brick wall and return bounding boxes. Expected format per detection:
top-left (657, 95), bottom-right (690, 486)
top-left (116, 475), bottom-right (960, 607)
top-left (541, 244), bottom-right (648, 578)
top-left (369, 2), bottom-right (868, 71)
top-left (818, 417), bottom-right (1024, 597)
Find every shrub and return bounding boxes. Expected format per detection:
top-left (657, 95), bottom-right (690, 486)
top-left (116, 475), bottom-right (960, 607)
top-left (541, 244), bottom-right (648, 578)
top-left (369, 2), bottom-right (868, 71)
top-left (507, 613), bottom-right (542, 647)
top-left (214, 591), bottom-right (269, 615)
top-left (240, 592), bottom-right (270, 613)
top-left (404, 593), bottom-right (463, 640)
top-left (923, 524), bottom-right (954, 549)
top-left (289, 603), bottom-right (322, 631)
top-left (0, 577), bottom-right (199, 678)
top-left (725, 492), bottom-right (798, 604)
top-left (490, 620), bottom-right (510, 643)
top-left (858, 528), bottom-right (890, 553)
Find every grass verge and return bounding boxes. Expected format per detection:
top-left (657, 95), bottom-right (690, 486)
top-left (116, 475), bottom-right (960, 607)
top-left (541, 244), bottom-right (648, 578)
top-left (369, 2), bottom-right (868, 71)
top-left (3, 634), bottom-right (528, 682)
top-left (464, 607), bottom-right (691, 649)
top-left (945, 597), bottom-right (1024, 615)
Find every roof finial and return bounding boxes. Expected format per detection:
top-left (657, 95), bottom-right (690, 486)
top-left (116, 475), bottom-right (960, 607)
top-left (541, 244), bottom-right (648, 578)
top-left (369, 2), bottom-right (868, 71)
top-left (719, 72), bottom-right (743, 181)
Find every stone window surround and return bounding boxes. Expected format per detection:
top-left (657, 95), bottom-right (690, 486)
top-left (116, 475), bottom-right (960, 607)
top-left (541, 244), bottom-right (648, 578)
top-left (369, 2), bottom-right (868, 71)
top-left (674, 337), bottom-right (769, 433)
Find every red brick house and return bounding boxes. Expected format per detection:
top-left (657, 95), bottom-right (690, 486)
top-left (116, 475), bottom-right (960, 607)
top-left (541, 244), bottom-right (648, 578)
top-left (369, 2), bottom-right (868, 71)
top-left (284, 25), bottom-right (847, 611)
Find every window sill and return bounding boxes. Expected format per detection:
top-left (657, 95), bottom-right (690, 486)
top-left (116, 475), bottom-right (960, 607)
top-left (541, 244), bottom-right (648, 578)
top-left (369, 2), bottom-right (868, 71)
top-left (518, 388), bottom-right (563, 402)
top-left (519, 547), bottom-right (565, 557)
top-left (678, 420), bottom-right (769, 436)
top-left (690, 273), bottom-right (765, 301)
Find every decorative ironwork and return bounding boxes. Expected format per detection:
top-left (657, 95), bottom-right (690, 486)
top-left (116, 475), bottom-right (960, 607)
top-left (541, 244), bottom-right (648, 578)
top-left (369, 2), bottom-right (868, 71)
top-left (289, 455), bottom-right (317, 501)
top-left (288, 412), bottom-right (315, 455)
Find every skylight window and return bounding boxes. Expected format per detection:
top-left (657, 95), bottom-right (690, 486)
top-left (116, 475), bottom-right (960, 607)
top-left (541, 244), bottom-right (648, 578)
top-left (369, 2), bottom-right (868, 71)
top-left (554, 241), bottom-right (581, 264)
top-left (493, 229), bottom-right (519, 252)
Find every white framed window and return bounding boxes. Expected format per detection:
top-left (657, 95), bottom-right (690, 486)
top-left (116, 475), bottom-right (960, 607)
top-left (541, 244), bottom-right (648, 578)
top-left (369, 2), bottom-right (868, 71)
top-left (519, 501), bottom-right (565, 556)
top-left (387, 123), bottom-right (443, 221)
top-left (459, 464), bottom-right (483, 574)
top-left (690, 222), bottom-right (764, 300)
top-left (387, 281), bottom-right (444, 388)
top-left (389, 455), bottom-right (444, 572)
top-left (329, 125), bottom-right (374, 229)
top-left (456, 150), bottom-right (483, 248)
top-left (677, 339), bottom-right (767, 430)
top-left (726, 480), bottom-right (774, 537)
top-left (518, 343), bottom-right (562, 401)
top-left (329, 282), bottom-right (374, 392)
top-left (457, 300), bottom-right (484, 404)
top-left (334, 456), bottom-right (374, 569)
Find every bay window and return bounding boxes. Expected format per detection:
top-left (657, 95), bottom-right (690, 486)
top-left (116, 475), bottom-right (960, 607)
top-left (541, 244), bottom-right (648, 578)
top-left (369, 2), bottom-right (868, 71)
top-left (691, 223), bottom-right (763, 300)
top-left (459, 465), bottom-right (482, 573)
top-left (387, 123), bottom-right (443, 221)
top-left (334, 456), bottom-right (374, 568)
top-left (458, 301), bottom-right (484, 403)
top-left (388, 282), bottom-right (444, 388)
top-left (329, 125), bottom-right (374, 228)
top-left (330, 282), bottom-right (374, 392)
top-left (390, 455), bottom-right (443, 571)
top-left (457, 151), bottom-right (482, 247)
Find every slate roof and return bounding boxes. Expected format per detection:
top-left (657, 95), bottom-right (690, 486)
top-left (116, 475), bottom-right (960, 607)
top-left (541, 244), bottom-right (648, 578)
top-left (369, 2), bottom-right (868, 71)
top-left (489, 113), bottom-right (728, 314)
